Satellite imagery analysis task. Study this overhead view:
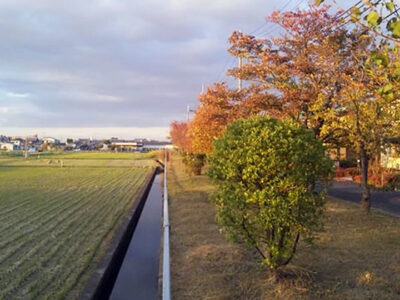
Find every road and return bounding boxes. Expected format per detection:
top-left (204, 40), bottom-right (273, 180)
top-left (326, 180), bottom-right (400, 216)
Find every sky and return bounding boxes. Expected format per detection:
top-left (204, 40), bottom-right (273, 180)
top-left (0, 0), bottom-right (352, 141)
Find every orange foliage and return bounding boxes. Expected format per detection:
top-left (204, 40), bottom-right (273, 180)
top-left (227, 4), bottom-right (346, 142)
top-left (169, 121), bottom-right (192, 152)
top-left (188, 83), bottom-right (237, 154)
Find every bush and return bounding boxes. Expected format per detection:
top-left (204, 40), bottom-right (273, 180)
top-left (353, 172), bottom-right (395, 187)
top-left (181, 151), bottom-right (206, 175)
top-left (387, 173), bottom-right (400, 189)
top-left (344, 167), bottom-right (361, 177)
top-left (353, 175), bottom-right (362, 183)
top-left (335, 168), bottom-right (346, 177)
top-left (207, 117), bottom-right (333, 271)
top-left (339, 158), bottom-right (358, 168)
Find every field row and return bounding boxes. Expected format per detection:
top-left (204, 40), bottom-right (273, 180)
top-left (0, 166), bottom-right (151, 299)
top-left (0, 158), bottom-right (155, 168)
top-left (0, 151), bottom-right (158, 160)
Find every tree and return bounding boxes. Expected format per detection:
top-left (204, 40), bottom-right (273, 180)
top-left (322, 35), bottom-right (400, 212)
top-left (228, 4), bottom-right (400, 212)
top-left (189, 5), bottom-right (349, 157)
top-left (316, 0), bottom-right (400, 42)
top-left (188, 82), bottom-right (277, 155)
top-left (169, 121), bottom-right (192, 152)
top-left (189, 83), bottom-right (239, 155)
top-left (227, 4), bottom-right (348, 144)
top-left (169, 121), bottom-right (206, 175)
top-left (207, 117), bottom-right (333, 272)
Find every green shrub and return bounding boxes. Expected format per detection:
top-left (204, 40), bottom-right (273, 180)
top-left (207, 117), bottom-right (333, 271)
top-left (181, 151), bottom-right (206, 175)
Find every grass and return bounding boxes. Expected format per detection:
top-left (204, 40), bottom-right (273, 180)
top-left (0, 153), bottom-right (156, 299)
top-left (168, 151), bottom-right (400, 299)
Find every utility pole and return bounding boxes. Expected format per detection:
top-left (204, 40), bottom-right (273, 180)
top-left (238, 56), bottom-right (242, 91)
top-left (186, 105), bottom-right (194, 122)
top-left (24, 137), bottom-right (28, 159)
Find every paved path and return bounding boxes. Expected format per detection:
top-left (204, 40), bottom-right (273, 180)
top-left (326, 181), bottom-right (400, 216)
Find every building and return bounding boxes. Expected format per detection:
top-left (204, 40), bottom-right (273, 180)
top-left (0, 142), bottom-right (18, 152)
top-left (42, 137), bottom-right (60, 145)
top-left (381, 146), bottom-right (400, 170)
top-left (111, 141), bottom-right (142, 152)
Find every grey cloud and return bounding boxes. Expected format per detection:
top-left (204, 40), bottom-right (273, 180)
top-left (1, 0), bottom-right (341, 134)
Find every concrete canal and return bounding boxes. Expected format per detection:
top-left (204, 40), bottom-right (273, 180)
top-left (109, 173), bottom-right (163, 300)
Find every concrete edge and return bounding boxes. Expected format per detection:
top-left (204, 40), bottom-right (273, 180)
top-left (79, 166), bottom-right (160, 300)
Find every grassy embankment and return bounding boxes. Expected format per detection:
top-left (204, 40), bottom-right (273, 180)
top-left (0, 152), bottom-right (156, 299)
top-left (168, 152), bottom-right (400, 299)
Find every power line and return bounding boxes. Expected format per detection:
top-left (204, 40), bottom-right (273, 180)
top-left (217, 55), bottom-right (236, 82)
top-left (257, 0), bottom-right (307, 38)
top-left (249, 0), bottom-right (306, 38)
top-left (336, 0), bottom-right (363, 20)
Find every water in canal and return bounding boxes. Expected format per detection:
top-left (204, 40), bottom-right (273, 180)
top-left (109, 174), bottom-right (163, 300)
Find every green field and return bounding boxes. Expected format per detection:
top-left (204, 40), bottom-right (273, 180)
top-left (0, 151), bottom-right (158, 160)
top-left (0, 152), bottom-right (156, 299)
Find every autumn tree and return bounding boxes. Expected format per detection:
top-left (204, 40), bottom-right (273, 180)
top-left (323, 33), bottom-right (400, 212)
top-left (188, 83), bottom-right (237, 155)
top-left (169, 121), bottom-right (192, 152)
top-left (313, 0), bottom-right (400, 212)
top-left (169, 121), bottom-right (206, 175)
top-left (188, 82), bottom-right (276, 155)
top-left (227, 4), bottom-right (350, 144)
top-left (316, 0), bottom-right (400, 42)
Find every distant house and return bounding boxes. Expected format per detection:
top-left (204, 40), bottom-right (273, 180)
top-left (0, 142), bottom-right (18, 152)
top-left (64, 143), bottom-right (76, 151)
top-left (381, 146), bottom-right (400, 169)
top-left (28, 146), bottom-right (38, 152)
top-left (42, 137), bottom-right (60, 145)
top-left (10, 139), bottom-right (23, 150)
top-left (111, 142), bottom-right (141, 152)
top-left (79, 145), bottom-right (90, 151)
top-left (0, 136), bottom-right (9, 143)
top-left (142, 140), bottom-right (173, 151)
top-left (100, 144), bottom-right (109, 151)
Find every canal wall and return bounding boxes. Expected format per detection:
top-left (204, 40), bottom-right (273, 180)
top-left (79, 167), bottom-right (160, 300)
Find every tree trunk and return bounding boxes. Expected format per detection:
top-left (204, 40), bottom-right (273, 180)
top-left (360, 148), bottom-right (371, 213)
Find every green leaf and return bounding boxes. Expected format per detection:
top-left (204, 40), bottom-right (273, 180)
top-left (351, 6), bottom-right (362, 16)
top-left (387, 17), bottom-right (398, 31)
top-left (386, 2), bottom-right (395, 12)
top-left (366, 11), bottom-right (381, 27)
top-left (392, 21), bottom-right (400, 38)
top-left (383, 84), bottom-right (393, 93)
top-left (370, 51), bottom-right (389, 67)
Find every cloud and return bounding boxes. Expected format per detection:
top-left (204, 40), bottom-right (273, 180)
top-left (0, 0), bottom-right (349, 139)
top-left (6, 92), bottom-right (29, 98)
